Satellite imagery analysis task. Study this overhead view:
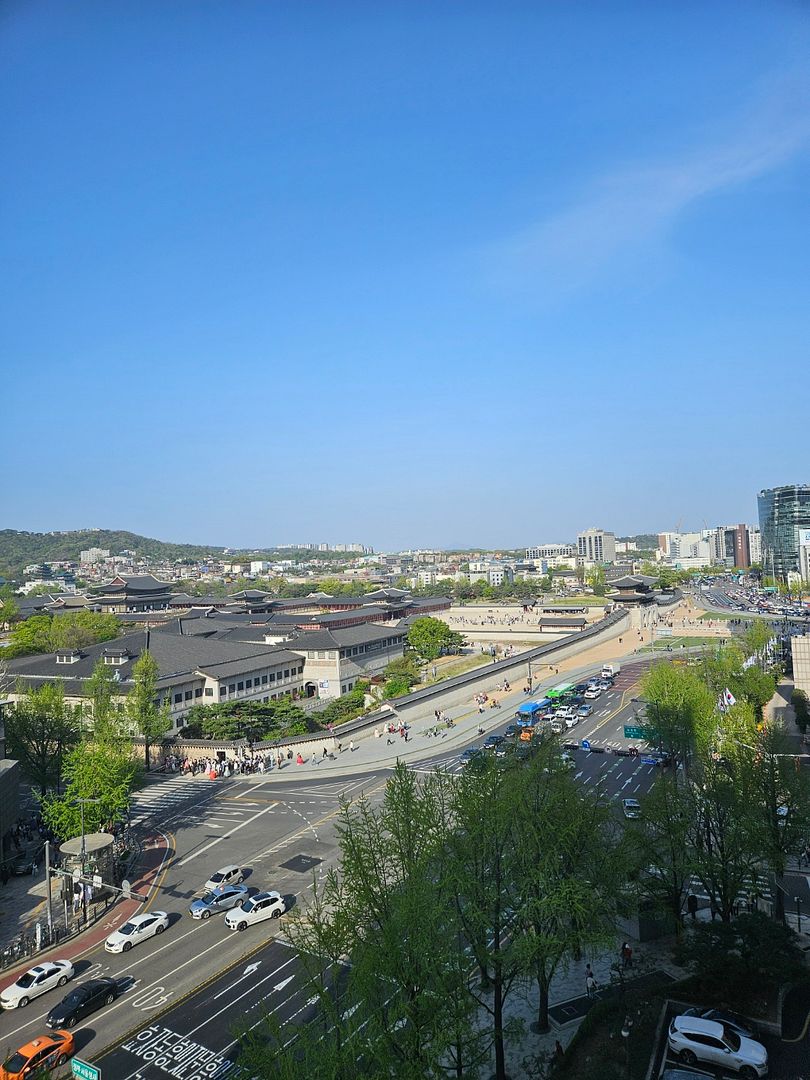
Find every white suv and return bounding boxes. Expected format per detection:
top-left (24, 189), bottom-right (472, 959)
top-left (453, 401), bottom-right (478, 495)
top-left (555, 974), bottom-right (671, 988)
top-left (225, 891), bottom-right (286, 931)
top-left (667, 1014), bottom-right (768, 1078)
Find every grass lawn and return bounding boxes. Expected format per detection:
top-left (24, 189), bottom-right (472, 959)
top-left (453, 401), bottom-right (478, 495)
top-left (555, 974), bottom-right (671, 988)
top-left (422, 652), bottom-right (492, 684)
top-left (698, 610), bottom-right (737, 620)
top-left (640, 636), bottom-right (722, 652)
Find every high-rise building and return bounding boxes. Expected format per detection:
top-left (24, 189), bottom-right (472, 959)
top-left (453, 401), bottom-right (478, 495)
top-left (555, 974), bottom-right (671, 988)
top-left (757, 485), bottom-right (810, 580)
top-left (576, 529), bottom-right (616, 564)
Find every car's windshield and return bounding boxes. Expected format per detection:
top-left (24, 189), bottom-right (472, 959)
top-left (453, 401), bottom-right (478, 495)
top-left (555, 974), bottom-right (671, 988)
top-left (15, 972), bottom-right (36, 988)
top-left (119, 922), bottom-right (136, 935)
top-left (210, 872), bottom-right (224, 883)
top-left (62, 991), bottom-right (84, 1005)
top-left (199, 892), bottom-right (216, 904)
top-left (3, 1052), bottom-right (28, 1072)
top-left (722, 1028), bottom-right (741, 1052)
top-left (241, 899), bottom-right (256, 912)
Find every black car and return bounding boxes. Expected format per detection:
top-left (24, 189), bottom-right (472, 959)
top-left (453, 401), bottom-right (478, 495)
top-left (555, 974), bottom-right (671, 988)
top-left (503, 725), bottom-right (519, 739)
top-left (46, 977), bottom-right (119, 1029)
top-left (8, 855), bottom-right (33, 876)
top-left (483, 734), bottom-right (504, 748)
top-left (574, 683), bottom-right (590, 694)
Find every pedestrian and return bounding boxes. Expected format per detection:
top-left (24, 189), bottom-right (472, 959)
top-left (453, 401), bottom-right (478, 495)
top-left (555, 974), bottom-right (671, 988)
top-left (621, 942), bottom-right (633, 969)
top-left (349, 741), bottom-right (355, 753)
top-left (686, 893), bottom-right (698, 922)
top-left (585, 963), bottom-right (593, 982)
top-left (554, 1040), bottom-right (565, 1061)
top-left (337, 742), bottom-right (343, 754)
top-left (323, 746), bottom-right (328, 758)
top-left (586, 973), bottom-right (597, 998)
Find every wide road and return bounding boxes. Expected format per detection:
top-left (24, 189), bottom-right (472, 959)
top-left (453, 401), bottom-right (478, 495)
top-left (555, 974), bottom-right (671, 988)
top-left (0, 659), bottom-right (658, 1069)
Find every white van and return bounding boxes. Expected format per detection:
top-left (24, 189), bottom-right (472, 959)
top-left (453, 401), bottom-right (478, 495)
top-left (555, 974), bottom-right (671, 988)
top-left (600, 663), bottom-right (620, 679)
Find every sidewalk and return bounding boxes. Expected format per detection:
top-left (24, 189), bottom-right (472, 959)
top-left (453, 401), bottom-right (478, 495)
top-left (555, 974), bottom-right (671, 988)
top-left (0, 831), bottom-right (171, 981)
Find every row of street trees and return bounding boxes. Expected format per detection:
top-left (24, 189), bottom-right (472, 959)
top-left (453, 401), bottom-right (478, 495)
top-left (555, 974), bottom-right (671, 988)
top-left (634, 631), bottom-right (810, 929)
top-left (238, 748), bottom-right (627, 1079)
top-left (4, 652), bottom-right (170, 841)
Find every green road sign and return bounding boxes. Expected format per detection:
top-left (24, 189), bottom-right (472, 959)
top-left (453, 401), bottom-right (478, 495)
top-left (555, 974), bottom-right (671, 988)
top-left (72, 1058), bottom-right (100, 1080)
top-left (623, 725), bottom-right (645, 740)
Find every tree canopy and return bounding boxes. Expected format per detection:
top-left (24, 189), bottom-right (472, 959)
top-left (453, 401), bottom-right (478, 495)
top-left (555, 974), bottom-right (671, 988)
top-left (406, 617), bottom-right (465, 661)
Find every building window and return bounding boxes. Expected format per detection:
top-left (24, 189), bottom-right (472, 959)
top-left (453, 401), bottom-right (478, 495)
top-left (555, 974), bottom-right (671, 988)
top-left (269, 672), bottom-right (276, 682)
top-left (184, 691), bottom-right (192, 701)
top-left (229, 684), bottom-right (236, 693)
top-left (316, 651), bottom-right (326, 659)
top-left (174, 693), bottom-right (182, 705)
top-left (194, 688), bottom-right (203, 698)
top-left (237, 681), bottom-right (244, 691)
top-left (205, 688), bottom-right (214, 697)
top-left (245, 679), bottom-right (252, 689)
top-left (261, 674), bottom-right (268, 684)
top-left (220, 685), bottom-right (227, 696)
top-left (284, 669), bottom-right (290, 679)
top-left (297, 665), bottom-right (303, 675)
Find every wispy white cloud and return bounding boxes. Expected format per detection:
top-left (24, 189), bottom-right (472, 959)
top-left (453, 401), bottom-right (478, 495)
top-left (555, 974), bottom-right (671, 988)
top-left (490, 73), bottom-right (810, 296)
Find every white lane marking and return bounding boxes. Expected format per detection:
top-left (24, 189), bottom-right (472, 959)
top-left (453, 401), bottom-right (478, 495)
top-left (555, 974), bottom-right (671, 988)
top-left (176, 802), bottom-right (280, 866)
top-left (212, 955), bottom-right (294, 1002)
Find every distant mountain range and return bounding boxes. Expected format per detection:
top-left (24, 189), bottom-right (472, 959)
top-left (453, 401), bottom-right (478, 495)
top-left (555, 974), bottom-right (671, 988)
top-left (0, 529), bottom-right (230, 579)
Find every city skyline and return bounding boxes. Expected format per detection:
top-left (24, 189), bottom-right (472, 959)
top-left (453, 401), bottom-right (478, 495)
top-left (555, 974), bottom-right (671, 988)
top-left (3, 3), bottom-right (809, 548)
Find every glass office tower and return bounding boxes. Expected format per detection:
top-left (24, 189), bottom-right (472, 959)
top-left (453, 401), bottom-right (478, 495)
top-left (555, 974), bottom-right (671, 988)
top-left (757, 485), bottom-right (810, 579)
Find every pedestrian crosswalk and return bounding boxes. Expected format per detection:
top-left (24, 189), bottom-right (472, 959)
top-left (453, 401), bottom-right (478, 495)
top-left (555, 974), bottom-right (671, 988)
top-left (128, 775), bottom-right (216, 826)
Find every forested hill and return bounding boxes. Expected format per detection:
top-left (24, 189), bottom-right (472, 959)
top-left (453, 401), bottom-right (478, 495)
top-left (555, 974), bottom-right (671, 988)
top-left (0, 529), bottom-right (226, 577)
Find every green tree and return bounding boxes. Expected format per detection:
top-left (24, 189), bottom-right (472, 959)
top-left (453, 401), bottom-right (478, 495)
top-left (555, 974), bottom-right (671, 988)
top-left (627, 773), bottom-right (693, 935)
top-left (792, 689), bottom-right (809, 734)
top-left (82, 660), bottom-right (121, 735)
top-left (639, 662), bottom-right (716, 770)
top-left (0, 585), bottom-right (20, 626)
top-left (584, 565), bottom-right (607, 595)
top-left (447, 755), bottom-right (523, 1080)
top-left (739, 665), bottom-right (776, 720)
top-left (685, 755), bottom-right (761, 922)
top-left (41, 733), bottom-right (140, 842)
top-left (125, 651), bottom-right (171, 767)
top-left (382, 655), bottom-right (420, 687)
top-left (514, 747), bottom-right (623, 1032)
top-left (4, 683), bottom-right (81, 794)
top-left (741, 620), bottom-right (774, 663)
top-left (382, 676), bottom-right (412, 699)
top-left (406, 617), bottom-right (465, 661)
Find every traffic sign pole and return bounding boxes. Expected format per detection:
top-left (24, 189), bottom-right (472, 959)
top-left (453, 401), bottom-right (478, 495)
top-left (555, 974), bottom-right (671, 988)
top-left (72, 1057), bottom-right (101, 1080)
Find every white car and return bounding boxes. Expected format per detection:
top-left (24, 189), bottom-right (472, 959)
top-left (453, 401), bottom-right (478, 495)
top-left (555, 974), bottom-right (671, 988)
top-left (584, 687), bottom-right (602, 700)
top-left (668, 1015), bottom-right (768, 1078)
top-left (622, 798), bottom-right (641, 819)
top-left (204, 865), bottom-right (244, 892)
top-left (105, 911), bottom-right (169, 953)
top-left (0, 961), bottom-right (75, 1009)
top-left (564, 714), bottom-right (579, 729)
top-left (225, 891), bottom-right (286, 931)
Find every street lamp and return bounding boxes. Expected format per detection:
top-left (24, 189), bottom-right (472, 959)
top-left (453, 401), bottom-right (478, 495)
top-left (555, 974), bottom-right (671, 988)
top-left (75, 797), bottom-right (100, 924)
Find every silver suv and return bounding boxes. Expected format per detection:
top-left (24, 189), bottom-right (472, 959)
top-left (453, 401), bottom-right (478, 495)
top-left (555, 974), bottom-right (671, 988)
top-left (667, 1014), bottom-right (768, 1078)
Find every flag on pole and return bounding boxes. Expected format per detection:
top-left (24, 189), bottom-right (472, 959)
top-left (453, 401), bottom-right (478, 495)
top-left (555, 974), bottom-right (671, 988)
top-left (723, 688), bottom-right (736, 709)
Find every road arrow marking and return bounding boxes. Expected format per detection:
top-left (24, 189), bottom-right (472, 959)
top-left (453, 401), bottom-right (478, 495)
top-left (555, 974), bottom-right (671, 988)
top-left (244, 962), bottom-right (262, 975)
top-left (274, 975), bottom-right (294, 992)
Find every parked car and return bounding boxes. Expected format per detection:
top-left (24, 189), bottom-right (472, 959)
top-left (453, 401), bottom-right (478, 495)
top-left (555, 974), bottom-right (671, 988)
top-left (0, 1031), bottom-right (75, 1078)
top-left (682, 1008), bottom-right (757, 1041)
top-left (45, 978), bottom-right (118, 1029)
top-left (105, 911), bottom-right (169, 953)
top-left (622, 798), bottom-right (641, 819)
top-left (667, 1014), bottom-right (768, 1078)
top-left (188, 884), bottom-right (249, 920)
top-left (1, 962), bottom-right (75, 1010)
top-left (225, 891), bottom-right (286, 931)
top-left (204, 865), bottom-right (244, 892)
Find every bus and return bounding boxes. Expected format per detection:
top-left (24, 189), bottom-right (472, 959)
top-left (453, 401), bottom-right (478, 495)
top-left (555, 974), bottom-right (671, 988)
top-left (516, 698), bottom-right (552, 725)
top-left (546, 683), bottom-right (574, 701)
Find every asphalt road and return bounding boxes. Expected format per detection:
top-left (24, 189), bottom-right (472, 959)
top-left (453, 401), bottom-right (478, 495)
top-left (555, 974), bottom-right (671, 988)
top-left (94, 937), bottom-right (321, 1079)
top-left (0, 658), bottom-right (656, 1069)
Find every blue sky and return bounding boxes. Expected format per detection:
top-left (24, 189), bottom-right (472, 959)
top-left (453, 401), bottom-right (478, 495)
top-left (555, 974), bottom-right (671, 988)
top-left (2, 1), bottom-right (808, 550)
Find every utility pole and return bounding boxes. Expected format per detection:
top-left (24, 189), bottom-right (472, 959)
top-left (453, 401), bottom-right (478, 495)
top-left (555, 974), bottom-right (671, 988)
top-left (76, 798), bottom-right (99, 925)
top-left (44, 840), bottom-right (54, 941)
